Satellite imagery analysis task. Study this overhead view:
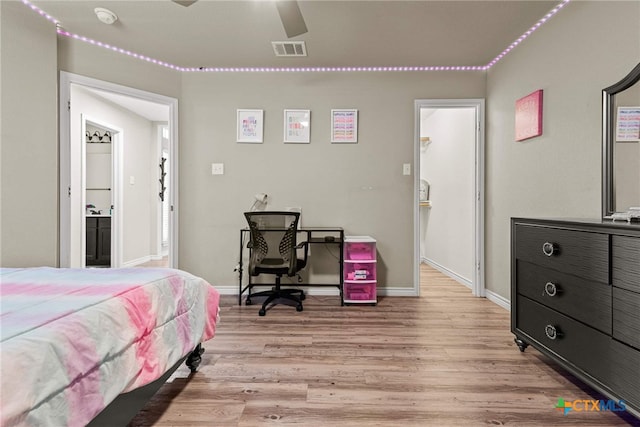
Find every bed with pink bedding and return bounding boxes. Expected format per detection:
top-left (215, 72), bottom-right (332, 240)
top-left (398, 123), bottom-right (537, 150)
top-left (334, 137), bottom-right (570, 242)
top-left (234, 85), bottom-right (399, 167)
top-left (0, 267), bottom-right (220, 427)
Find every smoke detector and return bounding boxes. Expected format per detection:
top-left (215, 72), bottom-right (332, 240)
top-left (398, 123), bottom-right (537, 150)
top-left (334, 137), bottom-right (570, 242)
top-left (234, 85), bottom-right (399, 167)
top-left (94, 7), bottom-right (118, 25)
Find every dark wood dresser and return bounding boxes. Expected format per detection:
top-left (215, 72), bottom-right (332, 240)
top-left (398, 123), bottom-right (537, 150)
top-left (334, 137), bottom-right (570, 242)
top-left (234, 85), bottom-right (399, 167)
top-left (511, 218), bottom-right (640, 419)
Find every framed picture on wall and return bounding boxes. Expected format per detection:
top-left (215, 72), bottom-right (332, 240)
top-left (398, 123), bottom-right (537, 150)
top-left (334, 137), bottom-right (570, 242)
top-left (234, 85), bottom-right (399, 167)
top-left (284, 109), bottom-right (311, 143)
top-left (331, 109), bottom-right (358, 143)
top-left (237, 109), bottom-right (263, 143)
top-left (515, 90), bottom-right (543, 142)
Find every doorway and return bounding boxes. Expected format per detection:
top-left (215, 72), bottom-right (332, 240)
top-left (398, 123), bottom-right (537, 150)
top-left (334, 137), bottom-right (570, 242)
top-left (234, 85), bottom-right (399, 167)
top-left (59, 72), bottom-right (178, 269)
top-left (82, 117), bottom-right (121, 267)
top-left (413, 99), bottom-right (485, 297)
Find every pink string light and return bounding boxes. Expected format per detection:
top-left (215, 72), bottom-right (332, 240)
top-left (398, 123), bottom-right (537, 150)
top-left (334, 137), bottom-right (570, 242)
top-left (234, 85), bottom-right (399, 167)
top-left (485, 0), bottom-right (570, 69)
top-left (28, 0), bottom-right (570, 73)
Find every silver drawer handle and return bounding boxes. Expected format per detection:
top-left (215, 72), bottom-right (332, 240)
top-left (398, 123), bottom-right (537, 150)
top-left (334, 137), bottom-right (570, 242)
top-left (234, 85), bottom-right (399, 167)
top-left (545, 324), bottom-right (561, 340)
top-left (542, 242), bottom-right (557, 257)
top-left (544, 282), bottom-right (558, 297)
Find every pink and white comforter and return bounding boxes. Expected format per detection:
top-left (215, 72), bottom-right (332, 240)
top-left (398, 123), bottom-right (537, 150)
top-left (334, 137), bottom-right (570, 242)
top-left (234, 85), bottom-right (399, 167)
top-left (0, 267), bottom-right (220, 427)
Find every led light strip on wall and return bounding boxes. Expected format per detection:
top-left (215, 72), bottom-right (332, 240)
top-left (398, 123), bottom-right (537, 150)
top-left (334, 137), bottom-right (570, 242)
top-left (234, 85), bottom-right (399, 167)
top-left (485, 0), bottom-right (570, 69)
top-left (24, 0), bottom-right (571, 73)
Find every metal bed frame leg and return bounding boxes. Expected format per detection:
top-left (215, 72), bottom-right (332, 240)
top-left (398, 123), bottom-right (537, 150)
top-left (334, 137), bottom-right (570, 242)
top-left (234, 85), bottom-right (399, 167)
top-left (185, 343), bottom-right (204, 372)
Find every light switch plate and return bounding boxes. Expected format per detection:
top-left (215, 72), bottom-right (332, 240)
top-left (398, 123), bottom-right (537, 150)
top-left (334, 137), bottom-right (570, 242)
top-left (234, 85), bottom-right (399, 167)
top-left (403, 163), bottom-right (411, 175)
top-left (211, 163), bottom-right (224, 175)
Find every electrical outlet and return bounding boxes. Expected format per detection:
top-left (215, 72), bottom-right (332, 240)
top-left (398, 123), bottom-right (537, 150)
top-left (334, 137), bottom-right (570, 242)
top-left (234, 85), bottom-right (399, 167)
top-left (403, 163), bottom-right (411, 175)
top-left (211, 163), bottom-right (224, 175)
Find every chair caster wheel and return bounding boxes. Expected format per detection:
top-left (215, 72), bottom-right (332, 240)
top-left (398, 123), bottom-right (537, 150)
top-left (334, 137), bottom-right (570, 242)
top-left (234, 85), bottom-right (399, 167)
top-left (259, 308), bottom-right (266, 316)
top-left (246, 298), bottom-right (252, 306)
top-left (296, 304), bottom-right (303, 312)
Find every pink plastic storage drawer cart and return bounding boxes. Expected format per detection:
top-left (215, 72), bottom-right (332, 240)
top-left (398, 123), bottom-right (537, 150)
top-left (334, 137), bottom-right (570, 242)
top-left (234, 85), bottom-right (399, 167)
top-left (344, 236), bottom-right (377, 305)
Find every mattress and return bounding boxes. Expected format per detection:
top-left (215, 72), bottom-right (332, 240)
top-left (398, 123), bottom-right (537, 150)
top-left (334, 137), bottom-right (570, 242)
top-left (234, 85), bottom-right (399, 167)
top-left (0, 267), bottom-right (220, 427)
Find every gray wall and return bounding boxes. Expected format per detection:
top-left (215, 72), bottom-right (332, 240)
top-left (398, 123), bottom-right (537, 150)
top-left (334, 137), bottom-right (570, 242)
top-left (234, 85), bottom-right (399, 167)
top-left (485, 1), bottom-right (640, 299)
top-left (178, 72), bottom-right (484, 288)
top-left (1, 1), bottom-right (58, 267)
top-left (4, 0), bottom-right (639, 303)
top-left (57, 37), bottom-right (182, 101)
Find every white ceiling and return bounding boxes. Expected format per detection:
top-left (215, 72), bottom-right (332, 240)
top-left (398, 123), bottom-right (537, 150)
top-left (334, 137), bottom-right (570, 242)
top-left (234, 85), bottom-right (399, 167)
top-left (33, 0), bottom-right (561, 69)
top-left (37, 0), bottom-right (563, 119)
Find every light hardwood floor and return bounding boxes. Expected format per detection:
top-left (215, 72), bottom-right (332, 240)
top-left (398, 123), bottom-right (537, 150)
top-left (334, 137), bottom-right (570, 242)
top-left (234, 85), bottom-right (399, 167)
top-left (129, 265), bottom-right (638, 426)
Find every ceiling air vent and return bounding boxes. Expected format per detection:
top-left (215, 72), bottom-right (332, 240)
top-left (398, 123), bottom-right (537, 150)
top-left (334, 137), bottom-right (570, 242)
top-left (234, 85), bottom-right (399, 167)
top-left (272, 41), bottom-right (307, 57)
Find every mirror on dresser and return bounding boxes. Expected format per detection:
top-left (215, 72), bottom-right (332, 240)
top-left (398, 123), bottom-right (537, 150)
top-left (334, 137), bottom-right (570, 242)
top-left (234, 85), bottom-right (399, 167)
top-left (602, 62), bottom-right (640, 220)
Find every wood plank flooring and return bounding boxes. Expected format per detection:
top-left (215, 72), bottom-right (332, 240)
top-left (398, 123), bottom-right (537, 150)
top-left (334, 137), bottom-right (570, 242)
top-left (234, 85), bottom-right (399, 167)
top-left (129, 265), bottom-right (639, 426)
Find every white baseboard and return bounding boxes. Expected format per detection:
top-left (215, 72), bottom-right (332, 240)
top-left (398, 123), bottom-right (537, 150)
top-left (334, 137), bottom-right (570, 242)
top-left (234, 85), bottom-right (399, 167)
top-left (213, 286), bottom-right (239, 295)
top-left (122, 255), bottom-right (151, 267)
top-left (212, 285), bottom-right (341, 296)
top-left (423, 258), bottom-right (472, 289)
top-left (122, 253), bottom-right (167, 267)
top-left (422, 257), bottom-right (510, 310)
top-left (378, 287), bottom-right (419, 296)
top-left (213, 285), bottom-right (417, 297)
top-left (485, 289), bottom-right (510, 311)
top-left (216, 259), bottom-right (507, 308)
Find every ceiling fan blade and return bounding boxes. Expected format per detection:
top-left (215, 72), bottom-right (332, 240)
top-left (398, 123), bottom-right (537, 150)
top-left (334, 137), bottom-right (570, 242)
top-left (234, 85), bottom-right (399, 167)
top-left (275, 0), bottom-right (308, 38)
top-left (172, 0), bottom-right (198, 7)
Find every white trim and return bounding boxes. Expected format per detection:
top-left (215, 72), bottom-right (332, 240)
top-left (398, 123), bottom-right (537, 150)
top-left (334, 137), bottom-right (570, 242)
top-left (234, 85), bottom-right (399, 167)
top-left (215, 285), bottom-right (416, 297)
top-left (59, 73), bottom-right (72, 268)
top-left (423, 258), bottom-right (472, 289)
top-left (59, 72), bottom-right (179, 269)
top-left (377, 287), bottom-right (418, 297)
top-left (169, 101), bottom-right (179, 269)
top-left (122, 255), bottom-right (153, 268)
top-left (413, 99), bottom-right (485, 297)
top-left (81, 115), bottom-right (123, 267)
top-left (121, 254), bottom-right (165, 267)
top-left (485, 289), bottom-right (511, 311)
top-left (423, 256), bottom-right (509, 311)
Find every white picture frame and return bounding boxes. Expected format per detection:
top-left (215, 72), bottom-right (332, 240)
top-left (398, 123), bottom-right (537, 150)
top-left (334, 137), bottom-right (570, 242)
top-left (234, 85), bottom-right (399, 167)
top-left (284, 109), bottom-right (311, 143)
top-left (331, 109), bottom-right (358, 143)
top-left (237, 109), bottom-right (263, 143)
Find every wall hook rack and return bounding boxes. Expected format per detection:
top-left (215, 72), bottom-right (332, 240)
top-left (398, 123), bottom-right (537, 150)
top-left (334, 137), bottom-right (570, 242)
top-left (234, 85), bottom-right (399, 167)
top-left (159, 157), bottom-right (167, 201)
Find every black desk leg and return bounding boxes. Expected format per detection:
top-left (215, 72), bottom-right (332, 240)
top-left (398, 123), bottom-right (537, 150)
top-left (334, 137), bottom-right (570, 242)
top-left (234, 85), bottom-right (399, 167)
top-left (238, 229), bottom-right (243, 306)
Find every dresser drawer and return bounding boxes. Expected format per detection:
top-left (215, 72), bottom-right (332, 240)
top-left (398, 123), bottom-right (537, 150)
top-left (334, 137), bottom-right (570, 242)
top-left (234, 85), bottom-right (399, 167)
top-left (609, 339), bottom-right (640, 412)
top-left (516, 260), bottom-right (611, 333)
top-left (612, 235), bottom-right (640, 293)
top-left (514, 224), bottom-right (609, 283)
top-left (613, 287), bottom-right (640, 350)
top-left (516, 295), bottom-right (611, 383)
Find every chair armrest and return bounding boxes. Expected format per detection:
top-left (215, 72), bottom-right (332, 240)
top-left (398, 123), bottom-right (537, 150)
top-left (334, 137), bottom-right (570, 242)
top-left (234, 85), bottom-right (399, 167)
top-left (295, 241), bottom-right (309, 262)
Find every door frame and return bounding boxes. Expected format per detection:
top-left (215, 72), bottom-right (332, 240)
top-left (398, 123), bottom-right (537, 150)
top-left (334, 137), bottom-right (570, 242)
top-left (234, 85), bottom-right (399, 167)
top-left (59, 71), bottom-right (179, 268)
top-left (413, 99), bottom-right (485, 297)
top-left (81, 115), bottom-right (123, 267)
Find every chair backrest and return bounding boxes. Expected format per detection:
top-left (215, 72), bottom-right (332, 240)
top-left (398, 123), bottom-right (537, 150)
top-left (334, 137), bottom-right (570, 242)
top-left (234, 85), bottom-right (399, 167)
top-left (244, 211), bottom-right (300, 276)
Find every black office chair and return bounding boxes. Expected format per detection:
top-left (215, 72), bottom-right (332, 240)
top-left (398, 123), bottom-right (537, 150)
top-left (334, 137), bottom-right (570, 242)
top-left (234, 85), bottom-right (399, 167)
top-left (244, 211), bottom-right (309, 316)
